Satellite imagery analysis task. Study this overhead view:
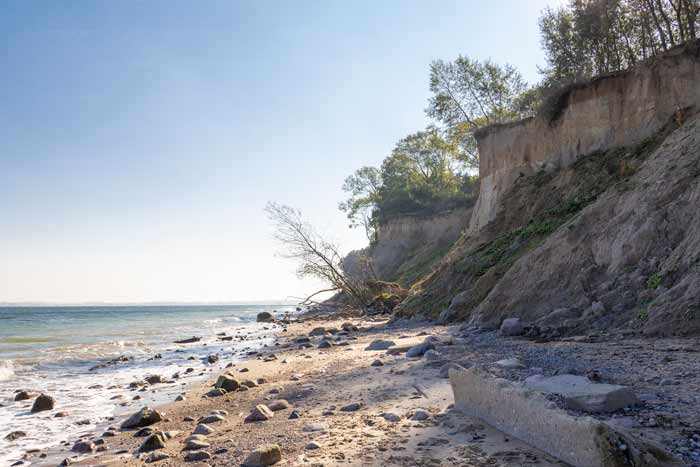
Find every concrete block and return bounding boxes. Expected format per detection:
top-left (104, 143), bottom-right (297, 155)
top-left (523, 374), bottom-right (638, 413)
top-left (450, 368), bottom-right (681, 467)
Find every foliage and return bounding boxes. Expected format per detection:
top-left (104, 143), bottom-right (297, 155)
top-left (338, 166), bottom-right (381, 242)
top-left (427, 56), bottom-right (539, 170)
top-left (647, 273), bottom-right (663, 289)
top-left (539, 0), bottom-right (700, 90)
top-left (340, 128), bottom-right (476, 234)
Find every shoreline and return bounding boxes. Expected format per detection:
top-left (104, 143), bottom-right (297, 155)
top-left (19, 311), bottom-right (700, 466)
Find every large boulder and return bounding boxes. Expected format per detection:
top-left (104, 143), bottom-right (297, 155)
top-left (244, 404), bottom-right (274, 423)
top-left (500, 318), bottom-right (524, 336)
top-left (437, 291), bottom-right (470, 324)
top-left (243, 444), bottom-right (282, 466)
top-left (140, 432), bottom-right (167, 452)
top-left (364, 339), bottom-right (396, 351)
top-left (121, 407), bottom-right (162, 429)
top-left (256, 312), bottom-right (274, 323)
top-left (31, 394), bottom-right (55, 413)
top-left (406, 339), bottom-right (435, 358)
top-left (523, 374), bottom-right (638, 413)
top-left (214, 374), bottom-right (240, 392)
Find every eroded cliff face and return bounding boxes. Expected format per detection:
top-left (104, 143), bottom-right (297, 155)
top-left (396, 45), bottom-right (700, 336)
top-left (471, 43), bottom-right (700, 232)
top-left (344, 208), bottom-right (471, 287)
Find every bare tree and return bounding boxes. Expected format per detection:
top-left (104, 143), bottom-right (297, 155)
top-left (265, 202), bottom-right (371, 308)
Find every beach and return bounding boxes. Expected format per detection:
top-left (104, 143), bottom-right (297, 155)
top-left (5, 308), bottom-right (700, 466)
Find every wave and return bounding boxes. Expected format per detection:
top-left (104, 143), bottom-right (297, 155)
top-left (0, 336), bottom-right (56, 344)
top-left (0, 360), bottom-right (14, 381)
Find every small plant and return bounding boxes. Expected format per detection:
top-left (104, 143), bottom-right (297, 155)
top-left (646, 273), bottom-right (662, 290)
top-left (638, 308), bottom-right (649, 321)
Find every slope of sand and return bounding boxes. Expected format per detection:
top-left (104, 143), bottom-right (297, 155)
top-left (34, 314), bottom-right (562, 467)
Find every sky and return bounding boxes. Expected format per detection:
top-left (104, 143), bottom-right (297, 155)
top-left (0, 0), bottom-right (563, 304)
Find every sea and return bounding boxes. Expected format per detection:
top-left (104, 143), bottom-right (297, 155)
top-left (0, 304), bottom-right (295, 465)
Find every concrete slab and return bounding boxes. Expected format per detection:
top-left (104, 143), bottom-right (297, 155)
top-left (450, 368), bottom-right (681, 467)
top-left (523, 374), bottom-right (638, 413)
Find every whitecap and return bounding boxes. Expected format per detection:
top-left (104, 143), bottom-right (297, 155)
top-left (0, 359), bottom-right (14, 381)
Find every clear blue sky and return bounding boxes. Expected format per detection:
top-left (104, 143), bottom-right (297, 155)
top-left (0, 0), bottom-right (562, 303)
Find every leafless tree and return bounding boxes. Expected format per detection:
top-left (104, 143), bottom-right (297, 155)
top-left (265, 202), bottom-right (371, 308)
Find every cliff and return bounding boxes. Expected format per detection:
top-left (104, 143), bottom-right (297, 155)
top-left (470, 41), bottom-right (700, 232)
top-left (344, 207), bottom-right (471, 287)
top-left (395, 43), bottom-right (700, 336)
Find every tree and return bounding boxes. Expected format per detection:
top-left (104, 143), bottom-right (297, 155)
top-left (427, 56), bottom-right (536, 170)
top-left (377, 128), bottom-right (467, 219)
top-left (338, 166), bottom-right (381, 243)
top-left (266, 202), bottom-right (372, 307)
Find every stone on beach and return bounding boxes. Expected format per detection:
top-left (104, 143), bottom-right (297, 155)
top-left (14, 391), bottom-right (38, 401)
top-left (140, 432), bottom-right (168, 451)
top-left (365, 340), bottom-right (395, 351)
top-left (145, 452), bottom-right (169, 463)
top-left (199, 414), bottom-right (226, 424)
top-left (411, 409), bottom-right (430, 421)
top-left (267, 399), bottom-right (290, 411)
top-left (406, 339), bottom-right (435, 358)
top-left (214, 374), bottom-right (240, 392)
top-left (500, 318), bottom-right (524, 336)
top-left (370, 359), bottom-right (384, 367)
top-left (245, 404), bottom-right (274, 422)
top-left (193, 423), bottom-right (215, 435)
top-left (185, 439), bottom-right (211, 450)
top-left (523, 374), bottom-right (638, 413)
top-left (243, 444), bottom-right (282, 466)
top-left (121, 407), bottom-right (163, 429)
top-left (184, 450), bottom-right (211, 462)
top-left (494, 357), bottom-right (526, 369)
top-left (4, 431), bottom-right (26, 441)
top-left (71, 440), bottom-right (96, 453)
top-left (340, 402), bottom-right (362, 412)
top-left (381, 412), bottom-right (401, 422)
top-left (309, 327), bottom-right (326, 336)
top-left (303, 422), bottom-right (327, 432)
top-left (31, 394), bottom-right (55, 413)
top-left (256, 312), bottom-right (274, 322)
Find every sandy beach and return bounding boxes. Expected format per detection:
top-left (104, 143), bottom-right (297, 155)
top-left (6, 308), bottom-right (696, 467)
top-left (20, 312), bottom-right (564, 467)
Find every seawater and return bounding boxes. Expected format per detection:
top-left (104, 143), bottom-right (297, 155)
top-left (0, 304), bottom-right (293, 465)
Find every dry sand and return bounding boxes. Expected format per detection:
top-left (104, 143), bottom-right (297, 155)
top-left (32, 314), bottom-right (562, 467)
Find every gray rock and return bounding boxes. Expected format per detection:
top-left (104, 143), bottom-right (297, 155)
top-left (317, 340), bottom-right (333, 349)
top-left (523, 374), bottom-right (638, 413)
top-left (140, 432), bottom-right (167, 452)
top-left (4, 431), bottom-right (26, 441)
top-left (193, 424), bottom-right (214, 435)
top-left (365, 340), bottom-right (396, 351)
top-left (256, 312), bottom-right (273, 323)
top-left (302, 422), bottom-right (327, 432)
top-left (381, 412), bottom-right (401, 422)
top-left (370, 359), bottom-right (384, 367)
top-left (198, 414), bottom-right (225, 424)
top-left (340, 402), bottom-right (362, 412)
top-left (31, 394), bottom-right (55, 413)
top-left (122, 407), bottom-right (163, 429)
top-left (305, 441), bottom-right (320, 450)
top-left (406, 340), bottom-right (435, 358)
top-left (437, 291), bottom-right (469, 324)
top-left (71, 440), bottom-right (95, 453)
top-left (494, 357), bottom-right (526, 369)
top-left (145, 452), bottom-right (169, 463)
top-left (411, 409), bottom-right (430, 421)
top-left (243, 444), bottom-right (282, 466)
top-left (500, 318), bottom-right (524, 336)
top-left (184, 450), bottom-right (211, 462)
top-left (244, 404), bottom-right (274, 422)
top-left (214, 374), bottom-right (239, 392)
top-left (185, 439), bottom-right (210, 450)
top-left (308, 327), bottom-right (326, 336)
top-left (267, 399), bottom-right (289, 411)
top-left (14, 391), bottom-right (38, 401)
top-left (145, 375), bottom-right (164, 385)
